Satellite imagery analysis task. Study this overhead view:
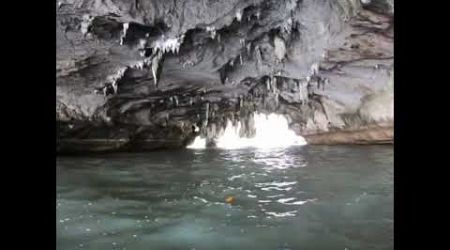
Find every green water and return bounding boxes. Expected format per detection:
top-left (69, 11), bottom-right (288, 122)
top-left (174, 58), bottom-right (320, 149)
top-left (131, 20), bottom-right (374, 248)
top-left (57, 145), bottom-right (393, 250)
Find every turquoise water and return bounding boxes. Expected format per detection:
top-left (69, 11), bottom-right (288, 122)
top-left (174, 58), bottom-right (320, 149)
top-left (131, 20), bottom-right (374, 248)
top-left (57, 145), bottom-right (393, 250)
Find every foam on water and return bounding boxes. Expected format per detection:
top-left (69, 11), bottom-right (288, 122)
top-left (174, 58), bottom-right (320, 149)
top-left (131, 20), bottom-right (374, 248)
top-left (186, 136), bottom-right (207, 149)
top-left (187, 113), bottom-right (307, 149)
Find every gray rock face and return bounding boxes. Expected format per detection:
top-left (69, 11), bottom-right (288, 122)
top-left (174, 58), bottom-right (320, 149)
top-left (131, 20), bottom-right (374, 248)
top-left (56, 0), bottom-right (394, 152)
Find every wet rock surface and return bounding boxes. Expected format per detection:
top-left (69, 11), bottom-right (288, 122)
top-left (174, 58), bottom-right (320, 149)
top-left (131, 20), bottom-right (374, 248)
top-left (56, 0), bottom-right (394, 153)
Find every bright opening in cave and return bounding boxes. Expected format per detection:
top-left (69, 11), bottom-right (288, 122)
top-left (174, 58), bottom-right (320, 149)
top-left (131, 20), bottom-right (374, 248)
top-left (187, 113), bottom-right (307, 149)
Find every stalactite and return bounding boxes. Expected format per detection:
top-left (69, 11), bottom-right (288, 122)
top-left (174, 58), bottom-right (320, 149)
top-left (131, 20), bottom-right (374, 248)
top-left (206, 26), bottom-right (216, 39)
top-left (193, 124), bottom-right (199, 133)
top-left (236, 10), bottom-right (243, 22)
top-left (151, 51), bottom-right (164, 86)
top-left (119, 23), bottom-right (129, 45)
top-left (205, 102), bottom-right (210, 126)
top-left (255, 45), bottom-right (262, 70)
top-left (138, 38), bottom-right (147, 49)
top-left (80, 14), bottom-right (94, 36)
top-left (271, 75), bottom-right (277, 94)
top-left (310, 63), bottom-right (319, 76)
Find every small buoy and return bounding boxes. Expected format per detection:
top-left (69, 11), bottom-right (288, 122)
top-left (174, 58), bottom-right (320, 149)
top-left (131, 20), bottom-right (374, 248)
top-left (225, 196), bottom-right (235, 204)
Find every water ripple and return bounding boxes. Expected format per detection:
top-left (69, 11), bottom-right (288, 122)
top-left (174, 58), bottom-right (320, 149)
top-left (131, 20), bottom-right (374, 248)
top-left (265, 211), bottom-right (298, 218)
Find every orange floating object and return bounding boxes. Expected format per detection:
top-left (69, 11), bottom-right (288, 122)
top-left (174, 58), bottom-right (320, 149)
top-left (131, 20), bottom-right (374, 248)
top-left (225, 196), bottom-right (235, 204)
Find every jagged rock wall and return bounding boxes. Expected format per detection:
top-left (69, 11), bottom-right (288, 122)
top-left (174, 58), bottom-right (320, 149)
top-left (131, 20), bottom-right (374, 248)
top-left (56, 0), bottom-right (394, 152)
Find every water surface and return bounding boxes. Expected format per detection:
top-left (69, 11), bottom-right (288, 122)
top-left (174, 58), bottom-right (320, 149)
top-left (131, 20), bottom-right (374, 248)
top-left (57, 145), bottom-right (393, 250)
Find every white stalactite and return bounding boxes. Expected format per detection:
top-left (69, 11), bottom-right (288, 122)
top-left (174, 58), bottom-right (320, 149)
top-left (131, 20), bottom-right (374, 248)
top-left (138, 38), bottom-right (147, 49)
top-left (240, 38), bottom-right (245, 46)
top-left (206, 26), bottom-right (216, 39)
top-left (80, 14), bottom-right (94, 35)
top-left (151, 51), bottom-right (164, 85)
top-left (106, 67), bottom-right (127, 94)
top-left (120, 22), bottom-right (129, 45)
top-left (153, 37), bottom-right (182, 54)
top-left (310, 63), bottom-right (319, 75)
top-left (236, 10), bottom-right (242, 22)
top-left (205, 102), bottom-right (210, 126)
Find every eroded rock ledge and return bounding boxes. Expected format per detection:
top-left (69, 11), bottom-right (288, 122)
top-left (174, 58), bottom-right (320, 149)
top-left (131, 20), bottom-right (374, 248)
top-left (303, 125), bottom-right (393, 145)
top-left (57, 0), bottom-right (394, 153)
